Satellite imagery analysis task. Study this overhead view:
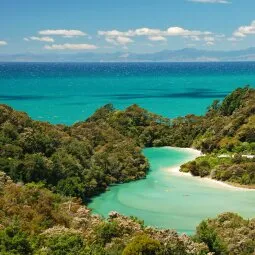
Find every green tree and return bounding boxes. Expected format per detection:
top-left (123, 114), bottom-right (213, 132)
top-left (95, 221), bottom-right (121, 245)
top-left (35, 233), bottom-right (89, 255)
top-left (122, 234), bottom-right (162, 255)
top-left (194, 221), bottom-right (227, 255)
top-left (0, 225), bottom-right (33, 255)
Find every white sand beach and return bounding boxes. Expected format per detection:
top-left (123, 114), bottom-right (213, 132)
top-left (164, 147), bottom-right (254, 191)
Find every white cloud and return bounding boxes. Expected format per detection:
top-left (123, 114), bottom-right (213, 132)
top-left (98, 30), bottom-right (131, 37)
top-left (98, 26), bottom-right (214, 45)
top-left (0, 40), bottom-right (7, 46)
top-left (233, 20), bottom-right (255, 37)
top-left (99, 27), bottom-right (212, 38)
top-left (188, 0), bottom-right (231, 4)
top-left (188, 35), bottom-right (201, 41)
top-left (166, 27), bottom-right (211, 36)
top-left (105, 37), bottom-right (117, 44)
top-left (204, 36), bottom-right (215, 42)
top-left (206, 41), bottom-right (214, 46)
top-left (44, 43), bottom-right (98, 50)
top-left (25, 36), bottom-right (55, 42)
top-left (148, 36), bottom-right (167, 41)
top-left (134, 28), bottom-right (162, 36)
top-left (116, 36), bottom-right (133, 45)
top-left (39, 29), bottom-right (86, 37)
top-left (105, 36), bottom-right (133, 45)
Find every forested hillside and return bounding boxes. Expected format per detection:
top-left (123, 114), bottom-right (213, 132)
top-left (0, 171), bottom-right (254, 255)
top-left (179, 87), bottom-right (255, 186)
top-left (74, 86), bottom-right (255, 187)
top-left (0, 104), bottom-right (148, 200)
top-left (85, 86), bottom-right (254, 153)
top-left (0, 86), bottom-right (254, 201)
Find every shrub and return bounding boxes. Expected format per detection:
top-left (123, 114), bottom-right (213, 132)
top-left (0, 225), bottom-right (33, 255)
top-left (194, 221), bottom-right (228, 255)
top-left (122, 234), bottom-right (162, 255)
top-left (95, 221), bottom-right (121, 245)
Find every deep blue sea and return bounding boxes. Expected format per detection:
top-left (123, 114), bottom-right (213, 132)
top-left (0, 62), bottom-right (255, 124)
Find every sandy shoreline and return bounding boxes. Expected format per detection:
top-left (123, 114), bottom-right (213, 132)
top-left (165, 146), bottom-right (202, 157)
top-left (164, 147), bottom-right (254, 191)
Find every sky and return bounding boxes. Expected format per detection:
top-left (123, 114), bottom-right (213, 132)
top-left (0, 0), bottom-right (255, 54)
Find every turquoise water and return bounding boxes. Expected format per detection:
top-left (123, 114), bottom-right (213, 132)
top-left (0, 62), bottom-right (255, 124)
top-left (1, 62), bottom-right (255, 233)
top-left (89, 147), bottom-right (255, 234)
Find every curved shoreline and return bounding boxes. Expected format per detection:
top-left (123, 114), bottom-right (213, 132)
top-left (89, 146), bottom-right (255, 232)
top-left (164, 147), bottom-right (254, 191)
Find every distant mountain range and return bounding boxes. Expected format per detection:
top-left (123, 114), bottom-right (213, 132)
top-left (1, 47), bottom-right (255, 62)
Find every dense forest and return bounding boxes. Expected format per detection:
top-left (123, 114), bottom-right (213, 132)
top-left (178, 86), bottom-right (255, 186)
top-left (0, 104), bottom-right (149, 200)
top-left (0, 171), bottom-right (254, 255)
top-left (180, 153), bottom-right (255, 187)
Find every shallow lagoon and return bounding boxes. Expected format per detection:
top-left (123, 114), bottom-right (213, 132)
top-left (88, 147), bottom-right (255, 234)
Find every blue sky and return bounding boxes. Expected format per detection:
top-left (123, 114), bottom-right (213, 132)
top-left (0, 0), bottom-right (255, 54)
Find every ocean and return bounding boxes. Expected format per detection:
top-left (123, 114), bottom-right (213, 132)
top-left (0, 62), bottom-right (255, 124)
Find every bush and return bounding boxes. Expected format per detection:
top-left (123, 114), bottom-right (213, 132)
top-left (35, 233), bottom-right (89, 255)
top-left (95, 221), bottom-right (121, 245)
top-left (122, 234), bottom-right (162, 255)
top-left (0, 225), bottom-right (33, 255)
top-left (197, 160), bottom-right (211, 177)
top-left (194, 221), bottom-right (228, 255)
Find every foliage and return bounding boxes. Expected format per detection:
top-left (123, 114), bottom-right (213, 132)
top-left (122, 234), bottom-right (162, 255)
top-left (194, 213), bottom-right (255, 255)
top-left (0, 180), bottom-right (70, 235)
top-left (34, 232), bottom-right (89, 255)
top-left (219, 86), bottom-right (250, 116)
top-left (0, 104), bottom-right (149, 200)
top-left (180, 154), bottom-right (255, 186)
top-left (0, 172), bottom-right (253, 255)
top-left (194, 220), bottom-right (228, 255)
top-left (0, 224), bottom-right (33, 255)
top-left (95, 221), bottom-right (121, 245)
